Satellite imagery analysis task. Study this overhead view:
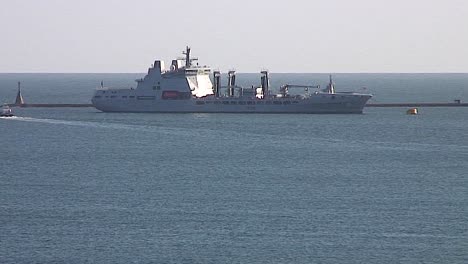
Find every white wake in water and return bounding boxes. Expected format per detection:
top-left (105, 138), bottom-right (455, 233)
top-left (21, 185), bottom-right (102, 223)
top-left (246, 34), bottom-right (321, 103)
top-left (1, 116), bottom-right (151, 131)
top-left (1, 116), bottom-right (204, 137)
top-left (3, 116), bottom-right (468, 152)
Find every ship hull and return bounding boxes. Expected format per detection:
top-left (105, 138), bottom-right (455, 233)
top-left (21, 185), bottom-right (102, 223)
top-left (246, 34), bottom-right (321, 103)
top-left (92, 93), bottom-right (371, 114)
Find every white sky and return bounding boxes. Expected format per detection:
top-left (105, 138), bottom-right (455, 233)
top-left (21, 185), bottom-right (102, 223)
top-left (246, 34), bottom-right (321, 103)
top-left (0, 0), bottom-right (467, 73)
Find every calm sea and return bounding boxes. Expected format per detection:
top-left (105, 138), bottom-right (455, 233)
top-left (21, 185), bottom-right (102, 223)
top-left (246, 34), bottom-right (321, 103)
top-left (1, 73), bottom-right (467, 263)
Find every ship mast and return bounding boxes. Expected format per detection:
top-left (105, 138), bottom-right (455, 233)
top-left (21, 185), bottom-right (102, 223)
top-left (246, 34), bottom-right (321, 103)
top-left (183, 46), bottom-right (191, 67)
top-left (182, 46), bottom-right (198, 68)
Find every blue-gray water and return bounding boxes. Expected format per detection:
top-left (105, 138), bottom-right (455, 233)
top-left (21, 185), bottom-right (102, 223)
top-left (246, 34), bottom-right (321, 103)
top-left (1, 73), bottom-right (468, 263)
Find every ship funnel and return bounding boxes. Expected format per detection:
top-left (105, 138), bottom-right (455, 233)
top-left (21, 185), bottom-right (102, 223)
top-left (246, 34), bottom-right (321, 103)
top-left (228, 70), bottom-right (236, 97)
top-left (154, 60), bottom-right (165, 72)
top-left (171, 59), bottom-right (185, 71)
top-left (15, 81), bottom-right (25, 106)
top-left (260, 71), bottom-right (269, 97)
top-left (171, 60), bottom-right (179, 70)
top-left (213, 71), bottom-right (221, 97)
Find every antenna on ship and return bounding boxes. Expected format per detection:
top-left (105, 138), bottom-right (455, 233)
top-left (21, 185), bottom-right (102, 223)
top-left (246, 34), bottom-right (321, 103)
top-left (15, 81), bottom-right (25, 106)
top-left (182, 46), bottom-right (198, 68)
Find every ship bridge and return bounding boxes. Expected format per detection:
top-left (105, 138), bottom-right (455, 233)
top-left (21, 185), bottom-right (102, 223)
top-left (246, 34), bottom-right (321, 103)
top-left (147, 46), bottom-right (214, 97)
top-left (178, 46), bottom-right (213, 97)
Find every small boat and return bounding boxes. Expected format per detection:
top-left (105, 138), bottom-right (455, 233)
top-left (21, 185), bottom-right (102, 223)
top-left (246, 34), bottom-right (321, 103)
top-left (406, 108), bottom-right (418, 115)
top-left (1, 104), bottom-right (14, 117)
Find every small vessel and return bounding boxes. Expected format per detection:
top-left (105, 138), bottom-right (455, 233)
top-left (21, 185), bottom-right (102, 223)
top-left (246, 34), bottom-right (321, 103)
top-left (1, 104), bottom-right (14, 117)
top-left (92, 47), bottom-right (372, 114)
top-left (406, 108), bottom-right (418, 115)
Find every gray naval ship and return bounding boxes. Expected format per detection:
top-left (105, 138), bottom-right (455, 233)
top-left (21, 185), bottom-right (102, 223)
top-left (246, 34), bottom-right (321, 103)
top-left (92, 47), bottom-right (372, 113)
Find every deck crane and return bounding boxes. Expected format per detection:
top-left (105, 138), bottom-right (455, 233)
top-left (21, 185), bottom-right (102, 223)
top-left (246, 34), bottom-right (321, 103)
top-left (279, 84), bottom-right (321, 97)
top-left (279, 75), bottom-right (337, 97)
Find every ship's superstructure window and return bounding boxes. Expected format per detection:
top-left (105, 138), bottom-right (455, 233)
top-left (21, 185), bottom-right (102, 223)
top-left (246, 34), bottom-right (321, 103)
top-left (137, 96), bottom-right (156, 100)
top-left (161, 91), bottom-right (191, 100)
top-left (186, 69), bottom-right (198, 75)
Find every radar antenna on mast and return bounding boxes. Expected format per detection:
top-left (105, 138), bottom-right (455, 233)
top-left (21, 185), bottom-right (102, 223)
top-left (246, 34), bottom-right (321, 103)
top-left (183, 46), bottom-right (191, 67)
top-left (182, 46), bottom-right (198, 68)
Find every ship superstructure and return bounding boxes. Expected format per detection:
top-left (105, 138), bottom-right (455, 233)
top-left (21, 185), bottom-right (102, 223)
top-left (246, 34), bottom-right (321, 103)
top-left (92, 47), bottom-right (372, 113)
